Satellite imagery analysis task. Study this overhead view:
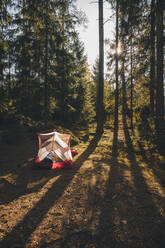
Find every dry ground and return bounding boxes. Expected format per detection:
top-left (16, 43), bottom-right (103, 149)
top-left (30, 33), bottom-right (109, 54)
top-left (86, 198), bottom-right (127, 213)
top-left (0, 123), bottom-right (165, 248)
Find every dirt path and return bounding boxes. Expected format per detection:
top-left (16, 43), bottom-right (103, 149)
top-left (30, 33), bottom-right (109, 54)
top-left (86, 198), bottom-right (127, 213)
top-left (0, 125), bottom-right (165, 247)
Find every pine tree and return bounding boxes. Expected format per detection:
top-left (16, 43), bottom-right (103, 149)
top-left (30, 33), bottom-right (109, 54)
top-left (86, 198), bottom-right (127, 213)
top-left (150, 0), bottom-right (156, 117)
top-left (112, 0), bottom-right (119, 155)
top-left (155, 0), bottom-right (164, 144)
top-left (97, 0), bottom-right (104, 134)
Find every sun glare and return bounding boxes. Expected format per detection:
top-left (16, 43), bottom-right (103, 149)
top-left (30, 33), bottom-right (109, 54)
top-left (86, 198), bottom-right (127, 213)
top-left (117, 45), bottom-right (121, 54)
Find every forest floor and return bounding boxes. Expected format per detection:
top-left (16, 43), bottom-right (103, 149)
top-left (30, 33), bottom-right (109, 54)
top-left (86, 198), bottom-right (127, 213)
top-left (0, 121), bottom-right (165, 248)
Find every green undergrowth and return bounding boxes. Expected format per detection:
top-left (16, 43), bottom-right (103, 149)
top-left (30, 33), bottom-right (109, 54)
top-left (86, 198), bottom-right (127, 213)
top-left (0, 121), bottom-right (97, 148)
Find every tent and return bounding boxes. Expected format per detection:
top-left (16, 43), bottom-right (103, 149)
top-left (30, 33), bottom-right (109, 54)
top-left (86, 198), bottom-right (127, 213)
top-left (34, 130), bottom-right (78, 170)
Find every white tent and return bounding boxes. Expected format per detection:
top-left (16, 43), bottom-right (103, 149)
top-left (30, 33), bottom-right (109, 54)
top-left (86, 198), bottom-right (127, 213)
top-left (36, 130), bottom-right (72, 163)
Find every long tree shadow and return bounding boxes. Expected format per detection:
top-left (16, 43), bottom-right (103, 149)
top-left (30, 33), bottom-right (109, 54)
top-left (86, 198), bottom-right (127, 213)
top-left (0, 136), bottom-right (58, 205)
top-left (95, 126), bottom-right (140, 248)
top-left (96, 155), bottom-right (128, 247)
top-left (0, 133), bottom-right (102, 247)
top-left (0, 166), bottom-right (58, 205)
top-left (112, 116), bottom-right (119, 157)
top-left (122, 114), bottom-right (165, 247)
top-left (137, 140), bottom-right (165, 188)
top-left (39, 133), bottom-right (125, 247)
top-left (0, 134), bottom-right (41, 204)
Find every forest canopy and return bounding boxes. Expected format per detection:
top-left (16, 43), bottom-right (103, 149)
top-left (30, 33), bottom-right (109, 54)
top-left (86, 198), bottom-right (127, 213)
top-left (0, 0), bottom-right (164, 149)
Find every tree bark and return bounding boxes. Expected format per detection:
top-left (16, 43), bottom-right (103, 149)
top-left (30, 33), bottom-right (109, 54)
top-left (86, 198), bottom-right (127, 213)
top-left (121, 42), bottom-right (126, 118)
top-left (130, 32), bottom-right (134, 131)
top-left (44, 6), bottom-right (48, 128)
top-left (155, 0), bottom-right (164, 142)
top-left (150, 0), bottom-right (156, 117)
top-left (112, 0), bottom-right (119, 155)
top-left (96, 0), bottom-right (104, 134)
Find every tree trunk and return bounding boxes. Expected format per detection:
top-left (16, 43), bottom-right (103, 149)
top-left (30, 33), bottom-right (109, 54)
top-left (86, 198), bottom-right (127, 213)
top-left (44, 7), bottom-right (48, 128)
top-left (112, 0), bottom-right (119, 155)
top-left (96, 0), bottom-right (104, 134)
top-left (150, 0), bottom-right (156, 117)
top-left (121, 24), bottom-right (127, 123)
top-left (8, 50), bottom-right (11, 97)
top-left (130, 33), bottom-right (134, 131)
top-left (155, 0), bottom-right (164, 142)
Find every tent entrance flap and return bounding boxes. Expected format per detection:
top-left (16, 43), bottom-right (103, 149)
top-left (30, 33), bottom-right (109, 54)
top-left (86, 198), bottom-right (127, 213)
top-left (35, 130), bottom-right (72, 164)
top-left (36, 131), bottom-right (72, 163)
top-left (34, 130), bottom-right (78, 170)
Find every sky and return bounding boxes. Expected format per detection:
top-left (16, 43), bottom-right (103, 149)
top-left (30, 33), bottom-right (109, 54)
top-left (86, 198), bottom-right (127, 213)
top-left (76, 0), bottom-right (115, 73)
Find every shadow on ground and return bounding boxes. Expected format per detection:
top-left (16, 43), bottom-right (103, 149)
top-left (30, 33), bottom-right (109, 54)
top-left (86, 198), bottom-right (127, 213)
top-left (1, 122), bottom-right (165, 248)
top-left (0, 133), bottom-right (102, 247)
